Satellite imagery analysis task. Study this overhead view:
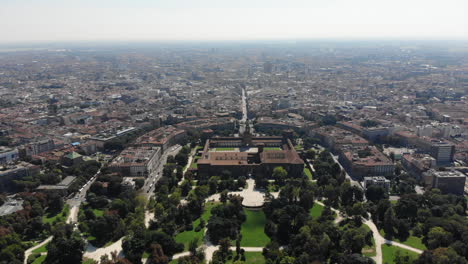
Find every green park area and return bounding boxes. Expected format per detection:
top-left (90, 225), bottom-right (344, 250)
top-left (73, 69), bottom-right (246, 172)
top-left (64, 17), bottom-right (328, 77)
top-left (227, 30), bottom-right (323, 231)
top-left (32, 243), bottom-right (49, 254)
top-left (190, 156), bottom-right (200, 169)
top-left (42, 204), bottom-right (70, 225)
top-left (382, 244), bottom-right (419, 264)
top-left (379, 229), bottom-right (426, 250)
top-left (82, 259), bottom-right (96, 264)
top-left (240, 209), bottom-right (270, 247)
top-left (264, 147), bottom-right (281, 151)
top-left (215, 147), bottom-right (235, 151)
top-left (304, 167), bottom-right (313, 180)
top-left (31, 254), bottom-right (46, 264)
top-left (92, 208), bottom-right (104, 217)
top-left (226, 252), bottom-right (266, 264)
top-left (309, 203), bottom-right (324, 219)
top-left (175, 202), bottom-right (218, 250)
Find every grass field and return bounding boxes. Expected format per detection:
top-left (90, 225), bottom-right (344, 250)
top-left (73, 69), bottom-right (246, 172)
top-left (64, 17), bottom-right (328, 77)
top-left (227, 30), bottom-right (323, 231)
top-left (31, 254), bottom-right (46, 264)
top-left (92, 208), bottom-right (104, 217)
top-left (382, 244), bottom-right (419, 264)
top-left (304, 167), bottom-right (313, 180)
top-left (215, 147), bottom-right (235, 151)
top-left (226, 252), bottom-right (266, 264)
top-left (240, 209), bottom-right (270, 247)
top-left (264, 147), bottom-right (281, 151)
top-left (309, 203), bottom-right (324, 219)
top-left (42, 204), bottom-right (70, 225)
top-left (379, 229), bottom-right (426, 250)
top-left (32, 243), bottom-right (49, 254)
top-left (175, 202), bottom-right (218, 250)
top-left (82, 258), bottom-right (97, 264)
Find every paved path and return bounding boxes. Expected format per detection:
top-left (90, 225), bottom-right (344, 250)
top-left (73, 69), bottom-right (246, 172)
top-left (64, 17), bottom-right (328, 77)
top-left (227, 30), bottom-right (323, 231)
top-left (364, 218), bottom-right (423, 264)
top-left (84, 237), bottom-right (124, 261)
top-left (205, 179), bottom-right (279, 207)
top-left (314, 200), bottom-right (343, 224)
top-left (23, 236), bottom-right (53, 264)
top-left (144, 210), bottom-right (153, 228)
top-left (67, 205), bottom-right (79, 224)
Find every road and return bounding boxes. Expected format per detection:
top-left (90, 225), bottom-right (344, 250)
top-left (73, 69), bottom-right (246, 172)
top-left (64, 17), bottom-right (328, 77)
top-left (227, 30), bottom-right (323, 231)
top-left (331, 154), bottom-right (363, 190)
top-left (239, 87), bottom-right (248, 135)
top-left (142, 144), bottom-right (182, 197)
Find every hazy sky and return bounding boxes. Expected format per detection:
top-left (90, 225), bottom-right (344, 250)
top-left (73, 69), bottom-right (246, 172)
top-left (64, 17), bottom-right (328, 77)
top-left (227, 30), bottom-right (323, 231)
top-left (1, 0), bottom-right (467, 43)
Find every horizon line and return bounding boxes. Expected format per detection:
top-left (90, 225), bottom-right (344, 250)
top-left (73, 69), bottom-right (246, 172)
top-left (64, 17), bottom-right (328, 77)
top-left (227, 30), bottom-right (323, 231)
top-left (1, 37), bottom-right (468, 48)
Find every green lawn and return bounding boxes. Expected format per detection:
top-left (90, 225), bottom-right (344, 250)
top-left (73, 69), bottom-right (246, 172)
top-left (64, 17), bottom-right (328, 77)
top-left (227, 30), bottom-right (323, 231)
top-left (175, 202), bottom-right (218, 250)
top-left (215, 147), bottom-right (235, 151)
top-left (264, 147), bottom-right (281, 151)
top-left (31, 254), bottom-right (46, 264)
top-left (309, 203), bottom-right (324, 219)
top-left (32, 243), bottom-right (48, 254)
top-left (240, 209), bottom-right (270, 247)
top-left (42, 204), bottom-right (70, 225)
top-left (362, 224), bottom-right (376, 257)
top-left (226, 252), bottom-right (266, 264)
top-left (379, 230), bottom-right (426, 250)
top-left (82, 258), bottom-right (97, 264)
top-left (190, 161), bottom-right (198, 169)
top-left (382, 244), bottom-right (419, 264)
top-left (304, 167), bottom-right (313, 180)
top-left (92, 208), bottom-right (104, 217)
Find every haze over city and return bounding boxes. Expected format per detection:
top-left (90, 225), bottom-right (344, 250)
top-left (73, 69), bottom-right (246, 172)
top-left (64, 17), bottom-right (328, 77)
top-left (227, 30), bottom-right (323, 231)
top-left (0, 1), bottom-right (467, 264)
top-left (1, 0), bottom-right (468, 43)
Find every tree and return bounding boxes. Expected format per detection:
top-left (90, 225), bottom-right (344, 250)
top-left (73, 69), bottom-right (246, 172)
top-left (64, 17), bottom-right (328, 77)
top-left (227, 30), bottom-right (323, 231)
top-left (365, 185), bottom-right (388, 202)
top-left (180, 181), bottom-right (192, 197)
top-left (189, 238), bottom-right (199, 256)
top-left (383, 207), bottom-right (396, 238)
top-left (427, 227), bottom-right (453, 250)
top-left (220, 190), bottom-right (229, 204)
top-left (415, 247), bottom-right (467, 264)
top-left (148, 244), bottom-right (169, 264)
top-left (305, 149), bottom-right (316, 160)
top-left (45, 224), bottom-right (85, 264)
top-left (393, 249), bottom-right (413, 264)
top-left (340, 227), bottom-right (367, 254)
top-left (272, 167), bottom-right (288, 185)
top-left (237, 176), bottom-right (246, 189)
top-left (122, 226), bottom-right (146, 264)
top-left (346, 202), bottom-right (367, 225)
top-left (49, 193), bottom-right (63, 213)
top-left (175, 153), bottom-right (189, 167)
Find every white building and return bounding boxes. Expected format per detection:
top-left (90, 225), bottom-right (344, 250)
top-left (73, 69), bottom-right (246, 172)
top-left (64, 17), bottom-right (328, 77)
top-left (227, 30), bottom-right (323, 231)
top-left (0, 147), bottom-right (19, 165)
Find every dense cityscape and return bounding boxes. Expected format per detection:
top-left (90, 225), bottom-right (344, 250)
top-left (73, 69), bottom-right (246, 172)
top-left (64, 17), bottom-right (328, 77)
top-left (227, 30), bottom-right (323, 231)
top-left (0, 41), bottom-right (467, 264)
